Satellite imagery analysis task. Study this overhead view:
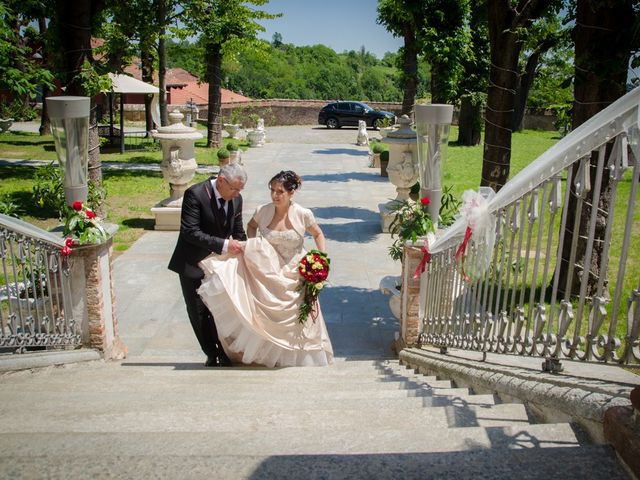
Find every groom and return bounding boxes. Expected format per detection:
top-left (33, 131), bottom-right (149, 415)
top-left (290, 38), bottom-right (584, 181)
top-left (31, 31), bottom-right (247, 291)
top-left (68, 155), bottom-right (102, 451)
top-left (168, 163), bottom-right (248, 367)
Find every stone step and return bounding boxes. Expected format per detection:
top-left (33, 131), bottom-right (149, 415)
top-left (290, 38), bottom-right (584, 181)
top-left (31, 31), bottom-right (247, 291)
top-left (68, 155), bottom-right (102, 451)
top-left (1, 445), bottom-right (626, 480)
top-left (0, 389), bottom-right (499, 411)
top-left (0, 402), bottom-right (529, 433)
top-left (0, 423), bottom-right (581, 456)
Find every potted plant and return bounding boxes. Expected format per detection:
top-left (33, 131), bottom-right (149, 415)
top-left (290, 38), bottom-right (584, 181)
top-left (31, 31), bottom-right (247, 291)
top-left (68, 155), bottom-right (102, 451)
top-left (226, 141), bottom-right (240, 164)
top-left (246, 113), bottom-right (265, 147)
top-left (370, 141), bottom-right (386, 168)
top-left (223, 109), bottom-right (242, 139)
top-left (380, 150), bottom-right (390, 177)
top-left (379, 117), bottom-right (395, 138)
top-left (217, 147), bottom-right (231, 166)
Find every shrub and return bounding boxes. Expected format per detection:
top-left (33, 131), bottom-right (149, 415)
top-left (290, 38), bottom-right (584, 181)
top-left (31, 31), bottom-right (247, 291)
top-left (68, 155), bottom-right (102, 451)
top-left (217, 148), bottom-right (230, 159)
top-left (380, 150), bottom-right (390, 162)
top-left (226, 141), bottom-right (239, 152)
top-left (371, 142), bottom-right (387, 154)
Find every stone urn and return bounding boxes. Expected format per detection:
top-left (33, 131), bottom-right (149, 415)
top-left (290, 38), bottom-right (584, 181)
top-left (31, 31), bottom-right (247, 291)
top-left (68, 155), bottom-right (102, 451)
top-left (379, 115), bottom-right (419, 232)
top-left (223, 123), bottom-right (241, 139)
top-left (150, 110), bottom-right (203, 230)
top-left (247, 117), bottom-right (266, 147)
top-left (0, 118), bottom-right (13, 133)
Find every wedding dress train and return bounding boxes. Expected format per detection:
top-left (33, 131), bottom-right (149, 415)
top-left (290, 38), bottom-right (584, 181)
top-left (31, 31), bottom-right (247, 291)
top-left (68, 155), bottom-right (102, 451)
top-left (198, 229), bottom-right (334, 367)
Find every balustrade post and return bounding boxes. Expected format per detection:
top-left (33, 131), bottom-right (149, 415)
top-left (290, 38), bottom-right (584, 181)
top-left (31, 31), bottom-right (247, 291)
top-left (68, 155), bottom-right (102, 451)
top-left (399, 244), bottom-right (423, 348)
top-left (68, 227), bottom-right (126, 359)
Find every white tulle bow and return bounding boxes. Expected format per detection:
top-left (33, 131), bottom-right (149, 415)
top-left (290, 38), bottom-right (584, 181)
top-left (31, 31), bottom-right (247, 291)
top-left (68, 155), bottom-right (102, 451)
top-left (456, 188), bottom-right (496, 278)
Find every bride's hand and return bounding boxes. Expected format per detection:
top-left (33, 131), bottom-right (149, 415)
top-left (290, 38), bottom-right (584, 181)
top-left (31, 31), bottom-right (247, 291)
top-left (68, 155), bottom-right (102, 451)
top-left (228, 239), bottom-right (244, 255)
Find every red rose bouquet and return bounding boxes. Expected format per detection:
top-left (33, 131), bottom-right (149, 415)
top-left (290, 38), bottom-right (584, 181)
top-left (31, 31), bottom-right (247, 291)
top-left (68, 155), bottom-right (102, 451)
top-left (62, 201), bottom-right (108, 245)
top-left (297, 249), bottom-right (330, 324)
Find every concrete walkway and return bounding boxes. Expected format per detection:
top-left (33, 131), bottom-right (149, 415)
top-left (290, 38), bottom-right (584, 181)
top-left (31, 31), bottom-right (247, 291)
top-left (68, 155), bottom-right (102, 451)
top-left (114, 129), bottom-right (400, 361)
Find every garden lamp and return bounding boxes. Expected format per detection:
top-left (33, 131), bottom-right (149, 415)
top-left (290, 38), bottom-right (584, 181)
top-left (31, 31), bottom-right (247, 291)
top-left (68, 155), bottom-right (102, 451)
top-left (46, 96), bottom-right (90, 206)
top-left (414, 104), bottom-right (453, 229)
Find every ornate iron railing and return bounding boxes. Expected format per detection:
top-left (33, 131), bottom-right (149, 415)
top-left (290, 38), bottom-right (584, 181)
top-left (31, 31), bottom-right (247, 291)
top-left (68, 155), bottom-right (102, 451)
top-left (418, 87), bottom-right (640, 370)
top-left (0, 214), bottom-right (79, 353)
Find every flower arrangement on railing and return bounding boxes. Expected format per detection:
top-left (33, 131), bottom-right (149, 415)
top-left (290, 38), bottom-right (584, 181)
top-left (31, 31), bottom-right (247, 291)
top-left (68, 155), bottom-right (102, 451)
top-left (62, 201), bottom-right (108, 247)
top-left (388, 196), bottom-right (435, 261)
top-left (297, 250), bottom-right (330, 324)
top-left (388, 186), bottom-right (461, 262)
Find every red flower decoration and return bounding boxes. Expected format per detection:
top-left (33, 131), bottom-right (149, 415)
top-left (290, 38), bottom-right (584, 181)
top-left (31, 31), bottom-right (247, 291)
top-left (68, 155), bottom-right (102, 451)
top-left (85, 209), bottom-right (96, 219)
top-left (60, 237), bottom-right (74, 257)
top-left (72, 201), bottom-right (83, 211)
top-left (420, 196), bottom-right (430, 206)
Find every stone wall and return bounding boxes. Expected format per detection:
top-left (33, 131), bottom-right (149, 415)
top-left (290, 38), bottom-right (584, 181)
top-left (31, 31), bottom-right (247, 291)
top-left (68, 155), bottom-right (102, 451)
top-left (121, 99), bottom-right (559, 131)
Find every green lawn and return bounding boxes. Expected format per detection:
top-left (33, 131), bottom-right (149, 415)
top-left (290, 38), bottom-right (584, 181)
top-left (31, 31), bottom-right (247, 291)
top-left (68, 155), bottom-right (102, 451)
top-left (0, 126), bottom-right (562, 256)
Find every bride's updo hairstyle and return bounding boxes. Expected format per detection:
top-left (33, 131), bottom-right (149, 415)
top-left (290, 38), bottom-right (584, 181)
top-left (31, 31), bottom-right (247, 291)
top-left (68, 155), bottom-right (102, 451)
top-left (269, 170), bottom-right (302, 193)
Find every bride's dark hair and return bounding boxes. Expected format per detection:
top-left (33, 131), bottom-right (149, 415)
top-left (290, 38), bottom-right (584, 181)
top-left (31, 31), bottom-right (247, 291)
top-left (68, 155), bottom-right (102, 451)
top-left (269, 170), bottom-right (302, 192)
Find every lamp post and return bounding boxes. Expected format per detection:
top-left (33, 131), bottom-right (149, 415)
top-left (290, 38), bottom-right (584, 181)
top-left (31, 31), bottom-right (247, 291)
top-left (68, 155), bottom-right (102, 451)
top-left (46, 96), bottom-right (90, 206)
top-left (414, 104), bottom-right (453, 229)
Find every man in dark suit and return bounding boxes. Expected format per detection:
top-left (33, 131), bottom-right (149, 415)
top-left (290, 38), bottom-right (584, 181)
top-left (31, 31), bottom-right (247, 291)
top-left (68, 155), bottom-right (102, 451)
top-left (168, 163), bottom-right (248, 367)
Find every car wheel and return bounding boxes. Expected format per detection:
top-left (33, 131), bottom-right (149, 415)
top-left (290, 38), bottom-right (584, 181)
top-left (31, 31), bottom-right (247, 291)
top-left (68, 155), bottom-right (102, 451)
top-left (373, 118), bottom-right (384, 130)
top-left (326, 117), bottom-right (339, 129)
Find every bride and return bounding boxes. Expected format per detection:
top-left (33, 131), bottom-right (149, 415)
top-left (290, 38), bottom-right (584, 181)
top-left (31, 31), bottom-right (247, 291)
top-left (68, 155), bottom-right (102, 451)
top-left (197, 170), bottom-right (334, 367)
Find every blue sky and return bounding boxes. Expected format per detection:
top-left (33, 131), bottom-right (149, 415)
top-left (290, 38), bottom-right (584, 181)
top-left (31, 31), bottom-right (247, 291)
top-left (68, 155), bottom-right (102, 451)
top-left (256, 0), bottom-right (403, 59)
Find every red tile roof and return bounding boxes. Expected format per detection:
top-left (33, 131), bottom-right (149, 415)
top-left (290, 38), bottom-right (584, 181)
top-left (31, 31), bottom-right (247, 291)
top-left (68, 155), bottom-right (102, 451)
top-left (167, 80), bottom-right (251, 106)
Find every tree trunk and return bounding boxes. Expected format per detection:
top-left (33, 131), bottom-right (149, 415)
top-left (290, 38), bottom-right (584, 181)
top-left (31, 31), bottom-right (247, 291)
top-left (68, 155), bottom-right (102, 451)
top-left (483, 0), bottom-right (554, 191)
top-left (38, 17), bottom-right (51, 136)
top-left (205, 44), bottom-right (223, 148)
top-left (555, 0), bottom-right (634, 297)
top-left (400, 25), bottom-right (418, 116)
top-left (141, 47), bottom-right (155, 132)
top-left (430, 61), bottom-right (448, 104)
top-left (457, 95), bottom-right (482, 145)
top-left (513, 35), bottom-right (558, 132)
top-left (156, 0), bottom-right (168, 126)
top-left (482, 3), bottom-right (519, 191)
top-left (39, 85), bottom-right (50, 136)
top-left (512, 51), bottom-right (540, 132)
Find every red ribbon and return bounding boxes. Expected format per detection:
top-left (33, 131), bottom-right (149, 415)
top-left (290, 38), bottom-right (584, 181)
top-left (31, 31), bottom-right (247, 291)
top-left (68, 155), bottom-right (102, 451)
top-left (413, 245), bottom-right (431, 280)
top-left (455, 226), bottom-right (473, 282)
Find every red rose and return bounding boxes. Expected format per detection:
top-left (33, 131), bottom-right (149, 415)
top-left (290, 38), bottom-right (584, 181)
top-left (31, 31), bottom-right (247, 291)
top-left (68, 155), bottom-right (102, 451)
top-left (420, 197), bottom-right (430, 206)
top-left (72, 201), bottom-right (83, 211)
top-left (86, 209), bottom-right (96, 219)
top-left (65, 237), bottom-right (75, 247)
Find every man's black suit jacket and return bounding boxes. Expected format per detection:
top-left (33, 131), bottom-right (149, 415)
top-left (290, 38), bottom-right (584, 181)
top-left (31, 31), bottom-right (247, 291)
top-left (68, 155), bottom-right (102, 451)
top-left (168, 177), bottom-right (247, 280)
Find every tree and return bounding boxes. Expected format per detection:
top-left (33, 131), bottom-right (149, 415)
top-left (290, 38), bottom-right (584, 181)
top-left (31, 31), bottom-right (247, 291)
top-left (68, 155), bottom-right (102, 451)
top-left (183, 0), bottom-right (279, 148)
top-left (420, 0), bottom-right (470, 104)
top-left (0, 2), bottom-right (55, 120)
top-left (51, 0), bottom-right (109, 215)
top-left (481, 0), bottom-right (561, 191)
top-left (457, 0), bottom-right (489, 146)
top-left (377, 0), bottom-right (423, 115)
top-left (272, 31), bottom-right (282, 47)
top-left (512, 13), bottom-right (568, 131)
top-left (556, 0), bottom-right (640, 297)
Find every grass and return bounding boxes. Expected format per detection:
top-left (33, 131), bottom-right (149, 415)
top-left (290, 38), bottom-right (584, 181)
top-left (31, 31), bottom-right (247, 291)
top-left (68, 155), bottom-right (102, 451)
top-left (0, 125), bottom-right (247, 166)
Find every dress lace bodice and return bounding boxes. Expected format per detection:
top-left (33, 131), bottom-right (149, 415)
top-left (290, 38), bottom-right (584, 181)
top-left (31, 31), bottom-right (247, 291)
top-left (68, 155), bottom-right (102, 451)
top-left (261, 227), bottom-right (304, 264)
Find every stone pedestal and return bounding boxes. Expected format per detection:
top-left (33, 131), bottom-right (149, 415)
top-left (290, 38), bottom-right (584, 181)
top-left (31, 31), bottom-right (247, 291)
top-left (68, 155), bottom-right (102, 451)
top-left (69, 226), bottom-right (126, 360)
top-left (379, 115), bottom-right (418, 233)
top-left (399, 244), bottom-right (423, 348)
top-left (151, 110), bottom-right (203, 230)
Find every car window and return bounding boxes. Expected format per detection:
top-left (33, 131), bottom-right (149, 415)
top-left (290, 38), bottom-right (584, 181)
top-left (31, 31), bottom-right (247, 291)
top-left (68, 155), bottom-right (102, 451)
top-left (338, 102), bottom-right (351, 111)
top-left (324, 104), bottom-right (336, 111)
top-left (353, 104), bottom-right (364, 113)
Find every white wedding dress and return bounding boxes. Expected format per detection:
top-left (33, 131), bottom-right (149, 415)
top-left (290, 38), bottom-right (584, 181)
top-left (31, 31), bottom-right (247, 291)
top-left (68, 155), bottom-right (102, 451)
top-left (197, 226), bottom-right (334, 367)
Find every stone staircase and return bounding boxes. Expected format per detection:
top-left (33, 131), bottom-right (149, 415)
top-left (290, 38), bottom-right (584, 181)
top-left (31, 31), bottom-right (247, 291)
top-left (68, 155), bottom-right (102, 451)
top-left (0, 357), bottom-right (630, 479)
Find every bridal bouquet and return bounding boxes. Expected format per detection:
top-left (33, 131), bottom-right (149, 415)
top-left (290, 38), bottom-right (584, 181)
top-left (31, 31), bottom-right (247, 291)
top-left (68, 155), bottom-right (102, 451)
top-left (297, 249), bottom-right (330, 324)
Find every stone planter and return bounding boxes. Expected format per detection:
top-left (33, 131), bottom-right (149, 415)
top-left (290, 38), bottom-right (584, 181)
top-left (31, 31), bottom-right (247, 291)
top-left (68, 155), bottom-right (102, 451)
top-left (247, 129), bottom-right (265, 147)
top-left (229, 150), bottom-right (241, 164)
top-left (223, 123), bottom-right (241, 139)
top-left (380, 126), bottom-right (394, 138)
top-left (0, 118), bottom-right (13, 133)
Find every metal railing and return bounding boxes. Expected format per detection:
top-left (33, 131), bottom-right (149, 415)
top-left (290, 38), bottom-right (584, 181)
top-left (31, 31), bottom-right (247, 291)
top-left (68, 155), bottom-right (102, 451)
top-left (0, 214), bottom-right (79, 353)
top-left (418, 87), bottom-right (640, 370)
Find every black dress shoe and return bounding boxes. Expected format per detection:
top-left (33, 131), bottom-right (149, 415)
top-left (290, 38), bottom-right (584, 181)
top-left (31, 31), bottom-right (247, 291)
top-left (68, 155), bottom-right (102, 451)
top-left (217, 351), bottom-right (232, 367)
top-left (204, 355), bottom-right (220, 367)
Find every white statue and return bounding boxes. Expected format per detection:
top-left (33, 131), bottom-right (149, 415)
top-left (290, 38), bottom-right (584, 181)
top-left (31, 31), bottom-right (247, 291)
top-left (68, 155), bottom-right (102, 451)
top-left (356, 120), bottom-right (369, 146)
